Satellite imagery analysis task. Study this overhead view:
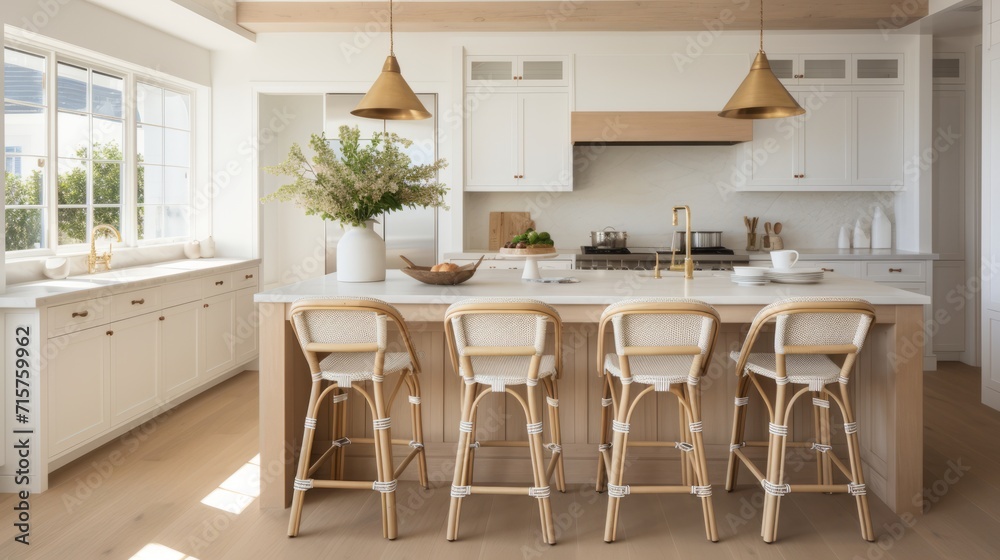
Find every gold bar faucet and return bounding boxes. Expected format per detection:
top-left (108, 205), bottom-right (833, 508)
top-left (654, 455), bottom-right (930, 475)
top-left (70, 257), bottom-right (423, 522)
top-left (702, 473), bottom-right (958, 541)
top-left (669, 205), bottom-right (694, 280)
top-left (88, 224), bottom-right (122, 274)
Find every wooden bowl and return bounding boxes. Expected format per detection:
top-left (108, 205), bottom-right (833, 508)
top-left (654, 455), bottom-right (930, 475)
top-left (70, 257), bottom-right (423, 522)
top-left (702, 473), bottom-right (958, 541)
top-left (399, 255), bottom-right (484, 286)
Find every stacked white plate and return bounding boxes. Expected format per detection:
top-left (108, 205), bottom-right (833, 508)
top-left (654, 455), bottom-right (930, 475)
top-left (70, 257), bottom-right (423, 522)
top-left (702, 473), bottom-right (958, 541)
top-left (765, 268), bottom-right (825, 284)
top-left (730, 266), bottom-right (770, 286)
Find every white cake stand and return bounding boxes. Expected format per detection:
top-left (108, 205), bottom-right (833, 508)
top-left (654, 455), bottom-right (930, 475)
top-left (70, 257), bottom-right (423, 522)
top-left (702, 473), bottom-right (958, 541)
top-left (497, 251), bottom-right (559, 281)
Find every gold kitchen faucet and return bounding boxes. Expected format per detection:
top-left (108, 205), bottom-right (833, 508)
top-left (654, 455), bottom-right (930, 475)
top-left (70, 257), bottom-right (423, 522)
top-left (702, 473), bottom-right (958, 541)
top-left (670, 206), bottom-right (694, 280)
top-left (88, 224), bottom-right (122, 274)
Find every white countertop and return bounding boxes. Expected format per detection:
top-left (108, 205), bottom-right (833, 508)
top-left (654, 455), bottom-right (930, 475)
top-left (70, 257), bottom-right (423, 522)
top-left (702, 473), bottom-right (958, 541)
top-left (747, 248), bottom-right (937, 261)
top-left (447, 248), bottom-right (936, 261)
top-left (255, 269), bottom-right (930, 306)
top-left (0, 258), bottom-right (260, 309)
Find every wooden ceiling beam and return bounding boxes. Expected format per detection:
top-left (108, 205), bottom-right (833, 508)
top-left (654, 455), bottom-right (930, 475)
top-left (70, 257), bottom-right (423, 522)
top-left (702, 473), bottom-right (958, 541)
top-left (237, 1), bottom-right (929, 33)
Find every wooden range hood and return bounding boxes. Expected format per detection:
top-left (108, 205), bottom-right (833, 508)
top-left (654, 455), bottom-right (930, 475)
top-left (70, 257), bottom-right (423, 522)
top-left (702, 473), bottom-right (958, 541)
top-left (571, 111), bottom-right (753, 145)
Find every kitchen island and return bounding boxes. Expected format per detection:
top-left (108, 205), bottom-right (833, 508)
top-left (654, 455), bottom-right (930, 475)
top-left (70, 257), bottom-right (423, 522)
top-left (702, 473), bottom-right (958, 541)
top-left (255, 269), bottom-right (929, 516)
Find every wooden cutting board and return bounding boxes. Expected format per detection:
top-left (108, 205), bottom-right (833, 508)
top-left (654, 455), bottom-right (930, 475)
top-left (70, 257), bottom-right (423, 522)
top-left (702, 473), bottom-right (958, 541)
top-left (488, 212), bottom-right (534, 250)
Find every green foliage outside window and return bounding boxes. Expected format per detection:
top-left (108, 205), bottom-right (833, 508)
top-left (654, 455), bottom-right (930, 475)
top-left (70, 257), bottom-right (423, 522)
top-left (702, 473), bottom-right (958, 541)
top-left (4, 141), bottom-right (142, 250)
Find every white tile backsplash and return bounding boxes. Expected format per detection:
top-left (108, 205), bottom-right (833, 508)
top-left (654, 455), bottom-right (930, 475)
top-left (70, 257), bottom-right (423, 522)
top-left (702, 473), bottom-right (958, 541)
top-left (464, 145), bottom-right (895, 250)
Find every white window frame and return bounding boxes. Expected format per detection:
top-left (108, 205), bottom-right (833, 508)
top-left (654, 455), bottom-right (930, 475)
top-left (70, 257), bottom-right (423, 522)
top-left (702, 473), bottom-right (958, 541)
top-left (4, 32), bottom-right (201, 258)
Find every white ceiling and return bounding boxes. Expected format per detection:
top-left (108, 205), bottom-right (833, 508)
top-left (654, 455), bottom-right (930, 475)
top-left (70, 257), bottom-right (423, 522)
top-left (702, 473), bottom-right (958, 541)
top-left (85, 0), bottom-right (255, 51)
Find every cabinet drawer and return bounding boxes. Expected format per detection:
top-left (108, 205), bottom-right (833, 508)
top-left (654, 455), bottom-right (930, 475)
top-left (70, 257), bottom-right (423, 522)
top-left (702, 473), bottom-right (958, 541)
top-left (112, 287), bottom-right (162, 321)
top-left (202, 272), bottom-right (233, 297)
top-left (797, 260), bottom-right (861, 278)
top-left (864, 261), bottom-right (926, 282)
top-left (162, 278), bottom-right (203, 307)
top-left (48, 298), bottom-right (110, 337)
top-left (232, 267), bottom-right (259, 291)
top-left (539, 261), bottom-right (573, 270)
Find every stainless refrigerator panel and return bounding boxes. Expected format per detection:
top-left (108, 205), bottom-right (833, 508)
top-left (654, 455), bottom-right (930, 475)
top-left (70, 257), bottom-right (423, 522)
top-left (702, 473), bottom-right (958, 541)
top-left (323, 93), bottom-right (438, 274)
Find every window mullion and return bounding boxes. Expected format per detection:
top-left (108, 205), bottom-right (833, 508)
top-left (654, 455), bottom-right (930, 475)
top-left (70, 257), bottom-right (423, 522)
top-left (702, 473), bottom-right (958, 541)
top-left (123, 70), bottom-right (137, 246)
top-left (45, 48), bottom-right (58, 251)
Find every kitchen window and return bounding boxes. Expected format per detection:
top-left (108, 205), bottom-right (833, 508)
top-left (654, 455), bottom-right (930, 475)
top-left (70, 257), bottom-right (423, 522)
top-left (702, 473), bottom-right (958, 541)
top-left (3, 41), bottom-right (197, 255)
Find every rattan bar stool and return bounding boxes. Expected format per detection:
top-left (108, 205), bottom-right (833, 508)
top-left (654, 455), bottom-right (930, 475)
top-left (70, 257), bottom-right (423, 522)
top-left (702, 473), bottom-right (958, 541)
top-left (596, 298), bottom-right (721, 543)
top-left (726, 297), bottom-right (876, 543)
top-left (443, 297), bottom-right (566, 544)
top-left (286, 297), bottom-right (428, 540)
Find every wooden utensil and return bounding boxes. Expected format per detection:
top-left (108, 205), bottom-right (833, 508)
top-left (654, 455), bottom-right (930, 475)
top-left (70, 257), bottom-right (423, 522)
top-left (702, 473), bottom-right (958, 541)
top-left (774, 222), bottom-right (783, 235)
top-left (488, 212), bottom-right (535, 250)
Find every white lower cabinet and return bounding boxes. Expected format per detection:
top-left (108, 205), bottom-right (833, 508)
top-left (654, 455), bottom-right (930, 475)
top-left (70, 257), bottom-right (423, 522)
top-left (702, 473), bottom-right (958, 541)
top-left (44, 263), bottom-right (259, 462)
top-left (109, 313), bottom-right (161, 425)
top-left (160, 301), bottom-right (201, 400)
top-left (47, 327), bottom-right (110, 456)
top-left (201, 292), bottom-right (236, 379)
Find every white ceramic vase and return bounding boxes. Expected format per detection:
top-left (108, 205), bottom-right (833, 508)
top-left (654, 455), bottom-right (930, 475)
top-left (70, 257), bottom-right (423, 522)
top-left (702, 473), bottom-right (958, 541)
top-left (200, 235), bottom-right (216, 258)
top-left (336, 220), bottom-right (386, 282)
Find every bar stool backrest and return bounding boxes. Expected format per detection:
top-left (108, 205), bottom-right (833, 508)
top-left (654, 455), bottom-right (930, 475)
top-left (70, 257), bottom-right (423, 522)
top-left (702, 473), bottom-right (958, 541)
top-left (774, 303), bottom-right (873, 355)
top-left (444, 297), bottom-right (562, 377)
top-left (733, 297), bottom-right (876, 380)
top-left (290, 297), bottom-right (414, 374)
top-left (603, 298), bottom-right (720, 357)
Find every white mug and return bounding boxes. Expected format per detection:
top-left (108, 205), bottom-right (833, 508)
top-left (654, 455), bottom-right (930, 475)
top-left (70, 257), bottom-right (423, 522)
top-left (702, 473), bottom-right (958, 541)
top-left (770, 250), bottom-right (799, 270)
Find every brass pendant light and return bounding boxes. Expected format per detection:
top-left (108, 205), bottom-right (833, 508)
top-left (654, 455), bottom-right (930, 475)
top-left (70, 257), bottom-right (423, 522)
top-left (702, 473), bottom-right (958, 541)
top-left (719, 0), bottom-right (805, 119)
top-left (351, 0), bottom-right (431, 120)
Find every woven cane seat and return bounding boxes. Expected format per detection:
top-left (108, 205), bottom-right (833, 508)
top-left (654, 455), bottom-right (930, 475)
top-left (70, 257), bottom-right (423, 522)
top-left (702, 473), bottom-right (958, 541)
top-left (318, 352), bottom-right (413, 380)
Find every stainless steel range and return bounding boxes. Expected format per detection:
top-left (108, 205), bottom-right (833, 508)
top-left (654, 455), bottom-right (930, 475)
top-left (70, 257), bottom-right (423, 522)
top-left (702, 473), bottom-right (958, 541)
top-left (575, 246), bottom-right (750, 271)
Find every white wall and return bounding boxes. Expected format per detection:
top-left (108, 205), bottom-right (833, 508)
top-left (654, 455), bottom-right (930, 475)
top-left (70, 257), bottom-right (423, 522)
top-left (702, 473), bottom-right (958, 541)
top-left (257, 94), bottom-right (327, 290)
top-left (211, 31), bottom-right (926, 263)
top-left (1, 0), bottom-right (211, 85)
top-left (465, 145), bottom-right (896, 250)
top-left (981, 0), bottom-right (1000, 410)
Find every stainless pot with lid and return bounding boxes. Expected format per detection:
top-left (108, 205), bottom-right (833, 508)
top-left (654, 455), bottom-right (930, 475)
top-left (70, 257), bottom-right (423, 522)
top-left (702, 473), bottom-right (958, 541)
top-left (671, 231), bottom-right (723, 251)
top-left (591, 226), bottom-right (628, 249)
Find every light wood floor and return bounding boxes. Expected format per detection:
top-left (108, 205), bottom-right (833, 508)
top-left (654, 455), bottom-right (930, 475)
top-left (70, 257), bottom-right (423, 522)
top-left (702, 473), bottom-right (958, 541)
top-left (3, 362), bottom-right (1000, 559)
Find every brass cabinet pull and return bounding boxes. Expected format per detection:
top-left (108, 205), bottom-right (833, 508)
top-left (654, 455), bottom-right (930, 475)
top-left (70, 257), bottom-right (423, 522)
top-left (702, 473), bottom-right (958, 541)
top-left (821, 268), bottom-right (834, 272)
top-left (245, 274), bottom-right (254, 279)
top-left (72, 311), bottom-right (89, 318)
top-left (159, 316), bottom-right (165, 321)
top-left (215, 280), bottom-right (224, 285)
top-left (889, 267), bottom-right (903, 273)
top-left (106, 330), bottom-right (113, 336)
top-left (131, 298), bottom-right (145, 305)
top-left (203, 304), bottom-right (209, 308)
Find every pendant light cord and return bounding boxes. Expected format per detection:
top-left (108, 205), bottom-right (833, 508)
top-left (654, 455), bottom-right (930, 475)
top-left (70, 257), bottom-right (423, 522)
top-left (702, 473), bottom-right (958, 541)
top-left (389, 0), bottom-right (394, 56)
top-left (759, 0), bottom-right (764, 52)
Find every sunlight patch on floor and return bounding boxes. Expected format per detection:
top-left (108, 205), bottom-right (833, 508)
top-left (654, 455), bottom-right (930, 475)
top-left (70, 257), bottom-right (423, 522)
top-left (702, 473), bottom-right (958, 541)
top-left (129, 543), bottom-right (200, 560)
top-left (199, 456), bottom-right (261, 514)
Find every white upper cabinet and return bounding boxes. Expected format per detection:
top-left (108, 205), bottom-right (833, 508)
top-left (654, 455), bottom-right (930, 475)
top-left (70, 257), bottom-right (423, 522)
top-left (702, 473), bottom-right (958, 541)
top-left (933, 53), bottom-right (966, 85)
top-left (854, 91), bottom-right (904, 185)
top-left (466, 91), bottom-right (571, 191)
top-left (467, 55), bottom-right (569, 87)
top-left (744, 91), bottom-right (900, 191)
top-left (767, 54), bottom-right (851, 85)
top-left (465, 54), bottom-right (572, 192)
top-left (466, 92), bottom-right (519, 188)
top-left (746, 91), bottom-right (852, 188)
top-left (766, 53), bottom-right (903, 85)
top-left (519, 92), bottom-right (571, 188)
top-left (800, 91), bottom-right (853, 185)
top-left (853, 54), bottom-right (904, 85)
